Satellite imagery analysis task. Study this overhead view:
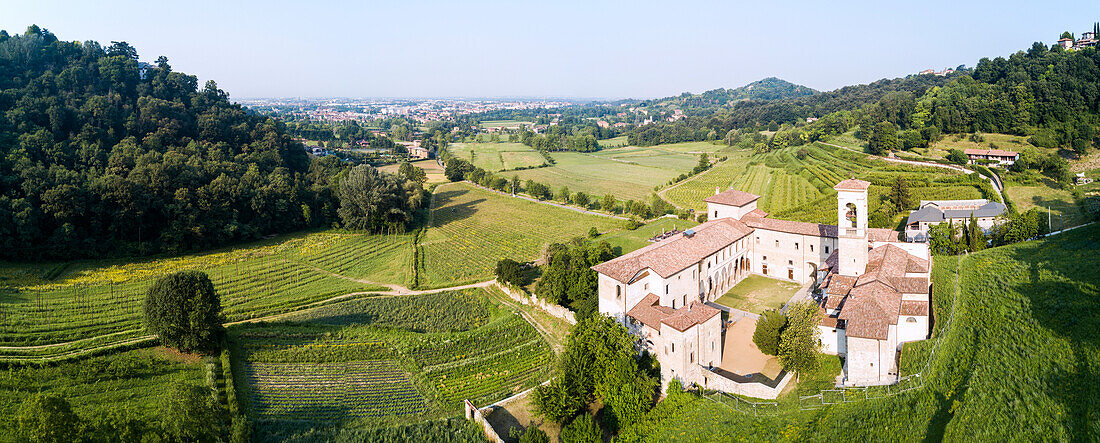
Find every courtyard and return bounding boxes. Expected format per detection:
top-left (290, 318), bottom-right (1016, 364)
top-left (718, 314), bottom-right (783, 380)
top-left (713, 275), bottom-right (803, 315)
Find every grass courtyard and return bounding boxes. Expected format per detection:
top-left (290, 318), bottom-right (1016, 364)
top-left (714, 275), bottom-right (802, 314)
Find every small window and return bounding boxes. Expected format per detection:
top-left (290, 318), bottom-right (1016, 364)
top-left (756, 236), bottom-right (760, 244)
top-left (644, 283), bottom-right (649, 291)
top-left (906, 317), bottom-right (918, 323)
top-left (672, 343), bottom-right (675, 352)
top-left (775, 240), bottom-right (779, 247)
top-left (672, 300), bottom-right (676, 309)
top-left (810, 244), bottom-right (814, 252)
top-left (788, 260), bottom-right (794, 266)
top-left (690, 352), bottom-right (694, 363)
top-left (665, 285), bottom-right (669, 294)
top-left (795, 242), bottom-right (799, 250)
top-left (714, 211), bottom-right (718, 218)
top-left (825, 246), bottom-right (830, 254)
top-left (682, 295), bottom-right (686, 306)
top-left (616, 286), bottom-right (622, 300)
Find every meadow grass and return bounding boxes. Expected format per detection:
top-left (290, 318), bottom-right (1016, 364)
top-left (713, 275), bottom-right (802, 314)
top-left (1005, 181), bottom-right (1086, 230)
top-left (379, 159), bottom-right (447, 184)
top-left (449, 142), bottom-right (545, 172)
top-left (419, 182), bottom-right (621, 288)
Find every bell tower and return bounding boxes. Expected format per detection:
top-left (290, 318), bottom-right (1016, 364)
top-left (834, 179), bottom-right (870, 276)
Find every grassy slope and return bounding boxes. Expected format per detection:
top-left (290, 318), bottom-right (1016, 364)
top-left (512, 142), bottom-right (728, 201)
top-left (618, 225), bottom-right (1100, 441)
top-left (419, 182), bottom-right (621, 288)
top-left (449, 142), bottom-right (545, 172)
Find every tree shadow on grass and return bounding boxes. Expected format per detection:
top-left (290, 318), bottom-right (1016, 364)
top-left (1008, 231), bottom-right (1100, 441)
top-left (429, 188), bottom-right (486, 228)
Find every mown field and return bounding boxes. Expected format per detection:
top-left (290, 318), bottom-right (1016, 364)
top-left (664, 143), bottom-right (992, 226)
top-left (379, 158), bottom-right (447, 184)
top-left (449, 142), bottom-right (546, 172)
top-left (619, 224), bottom-right (1100, 441)
top-left (0, 348), bottom-right (205, 438)
top-left (419, 182), bottom-right (621, 288)
top-left (0, 231), bottom-right (414, 361)
top-left (231, 287), bottom-right (553, 439)
top-left (512, 141), bottom-right (729, 201)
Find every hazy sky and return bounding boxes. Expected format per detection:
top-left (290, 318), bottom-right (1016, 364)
top-left (3, 0), bottom-right (1098, 99)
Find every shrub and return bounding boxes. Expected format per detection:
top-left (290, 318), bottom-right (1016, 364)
top-left (495, 258), bottom-right (531, 287)
top-left (560, 413), bottom-right (601, 443)
top-left (17, 393), bottom-right (82, 443)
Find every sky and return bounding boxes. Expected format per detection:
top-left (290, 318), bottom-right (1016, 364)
top-left (3, 0), bottom-right (1099, 100)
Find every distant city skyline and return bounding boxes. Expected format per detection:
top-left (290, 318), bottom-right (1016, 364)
top-left (5, 0), bottom-right (1099, 100)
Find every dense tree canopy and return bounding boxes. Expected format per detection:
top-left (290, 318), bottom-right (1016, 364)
top-left (0, 27), bottom-right (348, 259)
top-left (143, 270), bottom-right (223, 354)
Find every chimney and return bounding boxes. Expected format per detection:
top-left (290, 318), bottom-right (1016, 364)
top-left (715, 186), bottom-right (720, 195)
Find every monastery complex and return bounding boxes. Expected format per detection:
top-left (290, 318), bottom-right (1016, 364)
top-left (593, 179), bottom-right (933, 394)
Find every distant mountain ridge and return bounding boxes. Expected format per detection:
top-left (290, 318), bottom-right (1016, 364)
top-left (642, 77), bottom-right (818, 110)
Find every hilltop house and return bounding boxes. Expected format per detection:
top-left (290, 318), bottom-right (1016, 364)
top-left (964, 148), bottom-right (1018, 166)
top-left (593, 179), bottom-right (932, 391)
top-left (904, 199), bottom-right (1007, 242)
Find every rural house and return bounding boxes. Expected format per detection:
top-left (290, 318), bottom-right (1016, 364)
top-left (904, 199), bottom-right (1007, 242)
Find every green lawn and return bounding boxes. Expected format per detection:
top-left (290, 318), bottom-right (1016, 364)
top-left (512, 142), bottom-right (726, 201)
top-left (597, 217), bottom-right (699, 254)
top-left (618, 223), bottom-right (1100, 441)
top-left (234, 287), bottom-right (554, 439)
top-left (449, 142), bottom-right (546, 172)
top-left (713, 275), bottom-right (802, 314)
top-left (1006, 180), bottom-right (1087, 230)
top-left (419, 182), bottom-right (622, 288)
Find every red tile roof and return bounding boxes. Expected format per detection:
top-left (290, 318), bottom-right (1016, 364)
top-left (592, 217), bottom-right (753, 283)
top-left (747, 208), bottom-right (768, 218)
top-left (829, 244), bottom-right (932, 340)
top-left (964, 148), bottom-right (1018, 158)
top-left (900, 300), bottom-right (929, 316)
top-left (868, 228), bottom-right (899, 242)
top-left (742, 214), bottom-right (839, 237)
top-left (626, 293), bottom-right (675, 330)
top-left (625, 294), bottom-right (719, 332)
top-left (704, 188), bottom-right (760, 207)
top-left (834, 178), bottom-right (871, 191)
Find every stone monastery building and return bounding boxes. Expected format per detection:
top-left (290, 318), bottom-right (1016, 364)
top-left (592, 179), bottom-right (932, 390)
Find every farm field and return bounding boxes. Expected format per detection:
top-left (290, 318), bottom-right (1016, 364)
top-left (379, 159), bottom-right (447, 184)
top-left (597, 217), bottom-right (699, 254)
top-left (618, 224), bottom-right (1100, 441)
top-left (449, 142), bottom-right (546, 171)
top-left (0, 348), bottom-right (204, 436)
top-left (479, 120), bottom-right (532, 129)
top-left (512, 142), bottom-right (727, 201)
top-left (664, 143), bottom-right (992, 226)
top-left (419, 182), bottom-right (621, 288)
top-left (232, 287), bottom-right (554, 439)
top-left (1005, 181), bottom-right (1086, 231)
top-left (0, 231), bottom-right (413, 361)
top-left (713, 275), bottom-right (802, 314)
top-left (598, 135), bottom-right (629, 148)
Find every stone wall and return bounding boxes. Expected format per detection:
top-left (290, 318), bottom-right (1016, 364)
top-left (689, 364), bottom-right (795, 400)
top-left (496, 282), bottom-right (577, 324)
top-left (464, 399), bottom-right (504, 443)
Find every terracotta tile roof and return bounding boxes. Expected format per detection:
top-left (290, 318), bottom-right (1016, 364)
top-left (625, 295), bottom-right (719, 332)
top-left (704, 188), bottom-right (759, 207)
top-left (742, 214), bottom-right (839, 237)
top-left (660, 301), bottom-right (721, 332)
top-left (964, 148), bottom-right (1018, 158)
top-left (900, 300), bottom-right (929, 316)
top-left (906, 256), bottom-right (930, 273)
top-left (829, 244), bottom-right (932, 340)
top-left (834, 178), bottom-right (871, 191)
top-left (820, 316), bottom-right (841, 328)
top-left (868, 228), bottom-right (899, 242)
top-left (591, 217), bottom-right (753, 282)
top-left (626, 293), bottom-right (675, 330)
top-left (747, 208), bottom-right (768, 218)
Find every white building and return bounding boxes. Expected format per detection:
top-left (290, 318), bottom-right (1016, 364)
top-left (964, 148), bottom-right (1019, 166)
top-left (904, 199), bottom-right (1007, 242)
top-left (593, 179), bottom-right (932, 391)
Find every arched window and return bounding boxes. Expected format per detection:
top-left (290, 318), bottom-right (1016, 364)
top-left (846, 202), bottom-right (858, 228)
top-left (906, 317), bottom-right (918, 323)
top-left (616, 286), bottom-right (622, 300)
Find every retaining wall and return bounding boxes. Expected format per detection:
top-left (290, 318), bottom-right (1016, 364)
top-left (496, 282), bottom-right (577, 324)
top-left (464, 399), bottom-right (504, 443)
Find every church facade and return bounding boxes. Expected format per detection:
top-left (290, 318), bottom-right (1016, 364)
top-left (592, 179), bottom-right (932, 390)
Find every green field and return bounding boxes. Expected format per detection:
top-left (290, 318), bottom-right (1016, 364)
top-left (379, 159), bottom-right (448, 184)
top-left (664, 143), bottom-right (991, 225)
top-left (512, 142), bottom-right (728, 201)
top-left (713, 275), bottom-right (802, 314)
top-left (0, 231), bottom-right (414, 361)
top-left (479, 120), bottom-right (533, 129)
top-left (449, 142), bottom-right (546, 172)
top-left (232, 287), bottom-right (554, 439)
top-left (1005, 180), bottom-right (1087, 231)
top-left (0, 348), bottom-right (204, 437)
top-left (618, 224), bottom-right (1100, 441)
top-left (419, 182), bottom-right (621, 287)
top-left (596, 217), bottom-right (699, 254)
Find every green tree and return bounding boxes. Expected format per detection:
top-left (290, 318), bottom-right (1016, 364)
top-left (573, 191), bottom-right (590, 208)
top-left (444, 158), bottom-right (473, 181)
top-left (777, 301), bottom-right (823, 381)
top-left (556, 186), bottom-right (572, 203)
top-left (693, 153), bottom-right (710, 174)
top-left (510, 424), bottom-right (551, 443)
top-left (928, 221), bottom-right (959, 255)
top-left (601, 193), bottom-right (617, 212)
top-left (17, 393), bottom-right (83, 443)
top-left (946, 149), bottom-right (969, 165)
top-left (967, 215), bottom-right (985, 252)
top-left (396, 161), bottom-right (426, 184)
top-left (753, 309), bottom-right (787, 356)
top-left (495, 258), bottom-right (531, 287)
top-left (560, 413), bottom-right (600, 443)
top-left (890, 177), bottom-right (913, 212)
top-left (159, 382), bottom-right (226, 442)
top-left (337, 165), bottom-right (414, 232)
top-left (1061, 31), bottom-right (1074, 40)
top-left (868, 121), bottom-right (898, 155)
top-left (143, 271), bottom-right (223, 354)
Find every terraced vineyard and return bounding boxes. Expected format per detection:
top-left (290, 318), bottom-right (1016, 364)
top-left (232, 287), bottom-right (554, 434)
top-left (664, 143), bottom-right (994, 225)
top-left (419, 182), bottom-right (621, 288)
top-left (0, 231), bottom-right (410, 361)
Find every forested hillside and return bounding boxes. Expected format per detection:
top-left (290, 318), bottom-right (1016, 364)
top-left (0, 27), bottom-right (349, 260)
top-left (639, 77), bottom-right (818, 113)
